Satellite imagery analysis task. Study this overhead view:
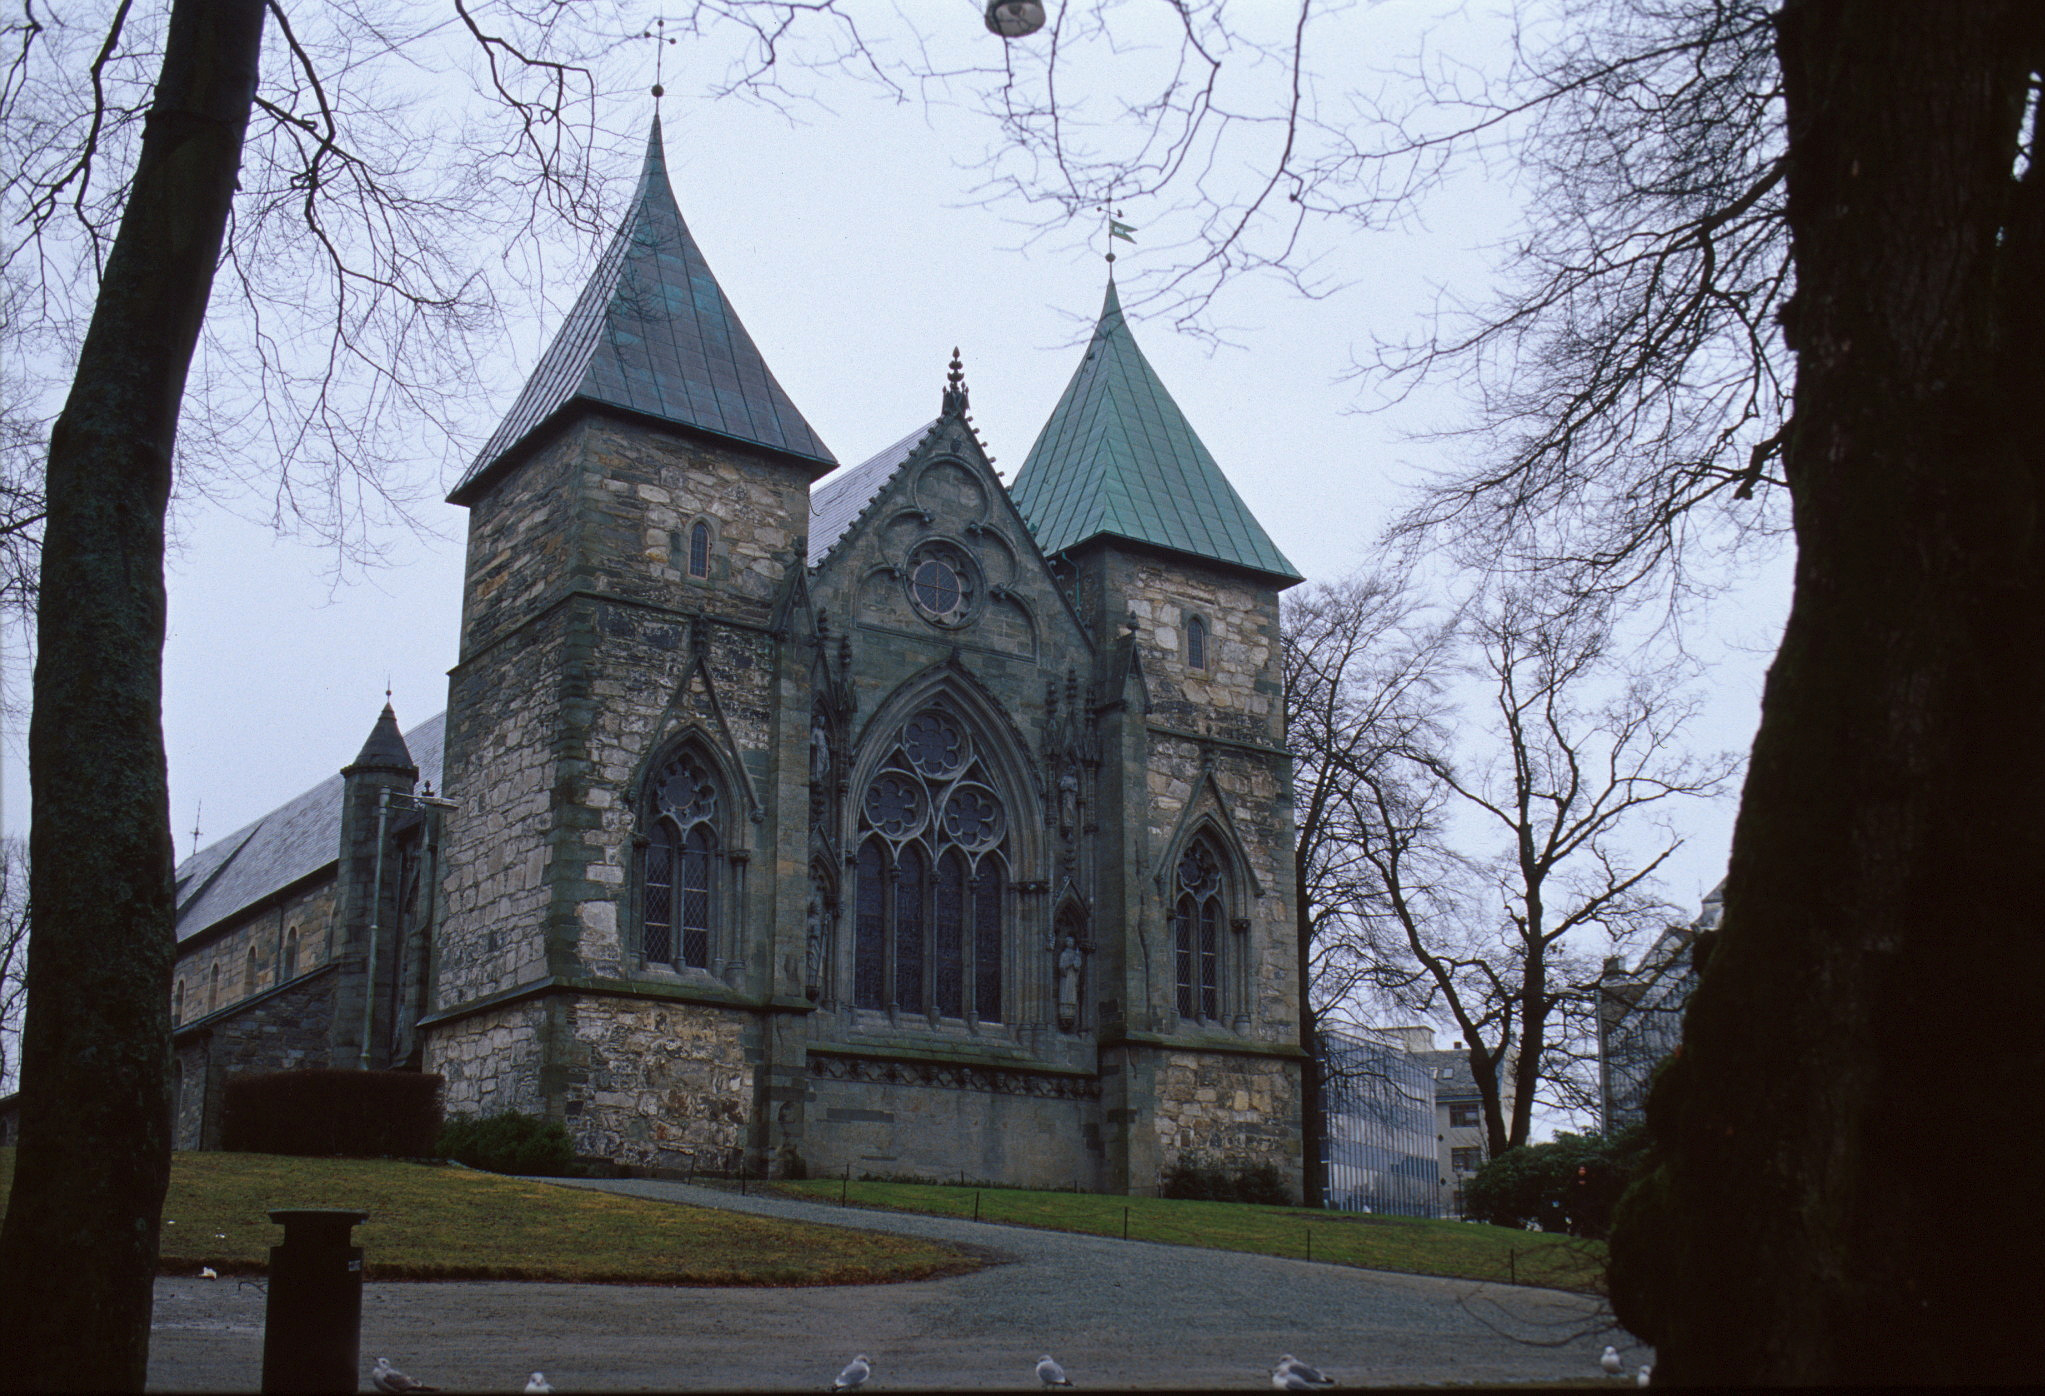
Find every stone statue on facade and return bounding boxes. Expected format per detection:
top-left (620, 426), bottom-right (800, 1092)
top-left (1055, 933), bottom-right (1084, 1031)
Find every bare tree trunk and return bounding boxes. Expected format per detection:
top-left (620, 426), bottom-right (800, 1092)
top-left (0, 2), bottom-right (266, 1388)
top-left (1611, 3), bottom-right (2045, 1382)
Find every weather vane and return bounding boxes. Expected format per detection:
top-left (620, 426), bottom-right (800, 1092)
top-left (1103, 205), bottom-right (1137, 267)
top-left (643, 16), bottom-right (676, 102)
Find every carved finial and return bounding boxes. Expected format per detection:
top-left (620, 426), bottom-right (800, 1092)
top-left (942, 347), bottom-right (970, 416)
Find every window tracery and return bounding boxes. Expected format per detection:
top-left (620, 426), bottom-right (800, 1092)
top-left (854, 706), bottom-right (1008, 1021)
top-left (641, 749), bottom-right (722, 970)
top-left (1173, 838), bottom-right (1227, 1022)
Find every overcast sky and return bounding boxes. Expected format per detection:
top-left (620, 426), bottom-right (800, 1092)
top-left (1, 0), bottom-right (1788, 935)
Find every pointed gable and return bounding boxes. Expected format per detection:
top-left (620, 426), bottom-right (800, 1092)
top-left (1008, 281), bottom-right (1302, 584)
top-left (451, 117), bottom-right (834, 504)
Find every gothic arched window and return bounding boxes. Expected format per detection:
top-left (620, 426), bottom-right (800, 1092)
top-left (689, 520), bottom-right (711, 578)
top-left (641, 749), bottom-right (722, 970)
top-left (1173, 838), bottom-right (1227, 1022)
top-left (854, 707), bottom-right (1008, 1020)
top-left (173, 980), bottom-right (185, 1024)
top-left (1186, 615), bottom-right (1207, 670)
top-left (284, 928), bottom-right (299, 978)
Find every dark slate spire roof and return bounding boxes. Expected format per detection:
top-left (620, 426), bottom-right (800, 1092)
top-left (451, 117), bottom-right (834, 503)
top-left (1008, 281), bottom-right (1302, 583)
top-left (345, 702), bottom-right (416, 776)
top-left (175, 714), bottom-right (445, 944)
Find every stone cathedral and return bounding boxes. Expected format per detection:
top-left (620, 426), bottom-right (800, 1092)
top-left (153, 120), bottom-right (1307, 1195)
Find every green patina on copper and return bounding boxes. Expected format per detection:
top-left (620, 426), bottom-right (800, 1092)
top-left (1009, 281), bottom-right (1301, 583)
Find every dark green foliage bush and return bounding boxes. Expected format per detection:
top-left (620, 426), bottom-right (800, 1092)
top-left (436, 1110), bottom-right (577, 1176)
top-left (1463, 1126), bottom-right (1648, 1239)
top-left (1160, 1161), bottom-right (1292, 1205)
top-left (221, 1069), bottom-right (443, 1157)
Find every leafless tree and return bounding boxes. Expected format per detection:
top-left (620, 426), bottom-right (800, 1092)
top-left (1283, 573), bottom-right (1452, 1204)
top-left (0, 4), bottom-right (626, 1385)
top-left (1331, 585), bottom-right (1734, 1156)
top-left (0, 838), bottom-right (26, 1097)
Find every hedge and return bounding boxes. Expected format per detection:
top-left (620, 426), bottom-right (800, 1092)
top-left (221, 1069), bottom-right (443, 1158)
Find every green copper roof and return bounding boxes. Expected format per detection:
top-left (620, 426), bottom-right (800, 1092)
top-left (452, 117), bottom-right (834, 502)
top-left (1008, 282), bottom-right (1301, 583)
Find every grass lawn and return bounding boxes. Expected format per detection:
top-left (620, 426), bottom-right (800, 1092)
top-left (770, 1178), bottom-right (1605, 1294)
top-left (0, 1147), bottom-right (978, 1286)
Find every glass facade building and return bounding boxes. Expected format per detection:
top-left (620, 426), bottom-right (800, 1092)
top-left (1317, 1030), bottom-right (1440, 1217)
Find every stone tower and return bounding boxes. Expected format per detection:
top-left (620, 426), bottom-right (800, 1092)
top-left (425, 116), bottom-right (836, 1165)
top-left (1009, 280), bottom-right (1306, 1193)
top-left (331, 703), bottom-right (420, 1071)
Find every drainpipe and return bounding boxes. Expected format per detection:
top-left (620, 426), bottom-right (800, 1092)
top-left (359, 787), bottom-right (391, 1070)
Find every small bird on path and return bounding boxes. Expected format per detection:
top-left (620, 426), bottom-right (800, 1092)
top-left (1637, 1364), bottom-right (1653, 1387)
top-left (1272, 1368), bottom-right (1317, 1391)
top-left (1277, 1354), bottom-right (1336, 1387)
top-left (198, 1267), bottom-right (217, 1280)
top-left (1037, 1353), bottom-right (1073, 1386)
top-left (831, 1354), bottom-right (871, 1391)
top-left (371, 1356), bottom-right (440, 1393)
top-left (525, 1374), bottom-right (553, 1394)
top-left (1601, 1345), bottom-right (1624, 1375)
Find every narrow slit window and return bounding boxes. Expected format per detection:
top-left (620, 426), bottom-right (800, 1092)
top-left (689, 520), bottom-right (710, 578)
top-left (1186, 615), bottom-right (1207, 669)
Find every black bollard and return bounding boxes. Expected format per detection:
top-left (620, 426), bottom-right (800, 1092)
top-left (261, 1209), bottom-right (369, 1394)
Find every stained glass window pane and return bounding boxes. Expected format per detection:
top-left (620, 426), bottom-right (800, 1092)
top-left (1199, 900), bottom-right (1221, 1021)
top-left (902, 712), bottom-right (966, 777)
top-left (855, 840), bottom-right (887, 1010)
top-left (941, 785), bottom-right (1004, 849)
top-left (974, 863), bottom-right (1004, 1022)
top-left (1187, 616), bottom-right (1206, 669)
top-left (1174, 896), bottom-right (1195, 1018)
top-left (895, 844), bottom-right (926, 1012)
top-left (863, 772), bottom-right (924, 837)
top-left (934, 853), bottom-right (965, 1018)
top-left (913, 560), bottom-right (961, 615)
top-left (681, 825), bottom-right (714, 968)
top-left (645, 823), bottom-right (677, 965)
top-left (689, 521), bottom-right (709, 577)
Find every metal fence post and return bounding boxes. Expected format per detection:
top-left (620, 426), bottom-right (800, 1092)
top-left (261, 1209), bottom-right (369, 1394)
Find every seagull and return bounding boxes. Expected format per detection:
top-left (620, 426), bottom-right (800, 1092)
top-left (1272, 1368), bottom-right (1317, 1392)
top-left (1601, 1345), bottom-right (1624, 1375)
top-left (831, 1354), bottom-right (871, 1391)
top-left (1636, 1365), bottom-right (1653, 1387)
top-left (525, 1375), bottom-right (553, 1394)
top-left (1277, 1355), bottom-right (1336, 1387)
top-left (371, 1357), bottom-right (440, 1393)
top-left (199, 1267), bottom-right (218, 1280)
top-left (1037, 1354), bottom-right (1074, 1386)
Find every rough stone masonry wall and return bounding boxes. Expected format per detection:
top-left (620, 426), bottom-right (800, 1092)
top-left (428, 999), bottom-right (550, 1122)
top-left (1122, 553), bottom-right (1299, 1045)
top-left (804, 1066), bottom-right (1102, 1189)
top-left (172, 880), bottom-right (339, 1030)
top-left (563, 998), bottom-right (753, 1171)
top-left (1151, 1049), bottom-right (1302, 1187)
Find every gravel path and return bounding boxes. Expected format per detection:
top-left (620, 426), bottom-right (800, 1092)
top-left (146, 1177), bottom-right (1643, 1391)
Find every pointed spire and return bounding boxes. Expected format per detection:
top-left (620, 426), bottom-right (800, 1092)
top-left (1008, 282), bottom-right (1302, 583)
top-left (941, 346), bottom-right (970, 417)
top-left (452, 115), bottom-right (836, 504)
top-left (344, 702), bottom-right (417, 778)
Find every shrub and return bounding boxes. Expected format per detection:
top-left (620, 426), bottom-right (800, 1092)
top-left (436, 1111), bottom-right (577, 1176)
top-left (221, 1069), bottom-right (443, 1157)
top-left (1463, 1126), bottom-right (1648, 1239)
